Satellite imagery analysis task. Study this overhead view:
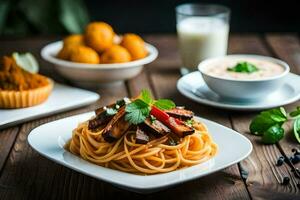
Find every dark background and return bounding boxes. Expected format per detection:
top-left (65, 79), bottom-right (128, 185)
top-left (86, 0), bottom-right (300, 34)
top-left (1, 0), bottom-right (300, 36)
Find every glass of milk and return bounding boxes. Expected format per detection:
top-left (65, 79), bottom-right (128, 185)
top-left (176, 4), bottom-right (230, 72)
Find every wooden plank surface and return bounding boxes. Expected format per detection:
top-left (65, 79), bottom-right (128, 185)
top-left (229, 35), bottom-right (300, 199)
top-left (0, 34), bottom-right (299, 199)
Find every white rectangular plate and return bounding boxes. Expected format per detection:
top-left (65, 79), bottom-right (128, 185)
top-left (0, 84), bottom-right (99, 129)
top-left (28, 112), bottom-right (252, 193)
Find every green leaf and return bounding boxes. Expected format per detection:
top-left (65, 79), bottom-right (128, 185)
top-left (150, 115), bottom-right (156, 124)
top-left (185, 119), bottom-right (194, 127)
top-left (19, 0), bottom-right (65, 34)
top-left (106, 108), bottom-right (118, 116)
top-left (227, 62), bottom-right (259, 73)
top-left (59, 0), bottom-right (89, 33)
top-left (289, 106), bottom-right (300, 118)
top-left (140, 89), bottom-right (153, 105)
top-left (262, 124), bottom-right (284, 144)
top-left (249, 107), bottom-right (287, 135)
top-left (125, 99), bottom-right (150, 124)
top-left (153, 99), bottom-right (175, 110)
top-left (293, 118), bottom-right (300, 143)
top-left (0, 0), bottom-right (11, 34)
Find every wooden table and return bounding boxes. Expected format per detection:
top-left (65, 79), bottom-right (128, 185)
top-left (0, 34), bottom-right (300, 200)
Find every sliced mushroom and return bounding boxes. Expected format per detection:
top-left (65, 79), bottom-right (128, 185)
top-left (102, 108), bottom-right (131, 142)
top-left (135, 126), bottom-right (150, 144)
top-left (141, 117), bottom-right (171, 136)
top-left (165, 107), bottom-right (194, 120)
top-left (168, 117), bottom-right (194, 137)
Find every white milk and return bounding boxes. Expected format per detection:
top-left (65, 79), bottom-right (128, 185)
top-left (177, 17), bottom-right (229, 69)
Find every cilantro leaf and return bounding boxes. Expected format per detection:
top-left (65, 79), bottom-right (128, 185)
top-left (153, 99), bottom-right (175, 110)
top-left (125, 99), bottom-right (150, 124)
top-left (140, 89), bottom-right (153, 105)
top-left (227, 62), bottom-right (259, 73)
top-left (250, 107), bottom-right (287, 135)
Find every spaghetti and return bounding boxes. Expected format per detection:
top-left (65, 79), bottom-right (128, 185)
top-left (66, 119), bottom-right (217, 174)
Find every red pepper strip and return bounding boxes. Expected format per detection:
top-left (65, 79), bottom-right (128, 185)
top-left (150, 106), bottom-right (182, 124)
top-left (150, 106), bottom-right (194, 137)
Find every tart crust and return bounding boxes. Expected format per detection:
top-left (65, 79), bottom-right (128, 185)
top-left (0, 78), bottom-right (53, 108)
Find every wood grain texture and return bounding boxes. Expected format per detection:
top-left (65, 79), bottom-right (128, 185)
top-left (0, 128), bottom-right (19, 172)
top-left (265, 34), bottom-right (300, 195)
top-left (229, 35), bottom-right (300, 199)
top-left (1, 34), bottom-right (300, 199)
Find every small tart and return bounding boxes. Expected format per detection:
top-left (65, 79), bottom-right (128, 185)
top-left (0, 78), bottom-right (53, 109)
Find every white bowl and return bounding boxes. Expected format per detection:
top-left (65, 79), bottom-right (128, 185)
top-left (41, 41), bottom-right (158, 86)
top-left (198, 55), bottom-right (290, 100)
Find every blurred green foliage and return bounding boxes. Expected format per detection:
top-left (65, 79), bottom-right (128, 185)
top-left (0, 0), bottom-right (89, 36)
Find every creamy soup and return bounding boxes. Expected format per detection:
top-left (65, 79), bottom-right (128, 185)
top-left (203, 57), bottom-right (285, 80)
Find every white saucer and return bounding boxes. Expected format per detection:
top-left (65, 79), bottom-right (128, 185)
top-left (177, 72), bottom-right (300, 111)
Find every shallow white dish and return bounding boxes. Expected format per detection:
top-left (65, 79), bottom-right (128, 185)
top-left (0, 83), bottom-right (99, 129)
top-left (28, 112), bottom-right (252, 193)
top-left (177, 71), bottom-right (300, 111)
top-left (41, 41), bottom-right (158, 86)
top-left (198, 54), bottom-right (290, 100)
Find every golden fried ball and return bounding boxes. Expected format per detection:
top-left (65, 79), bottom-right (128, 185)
top-left (57, 45), bottom-right (78, 60)
top-left (85, 22), bottom-right (114, 53)
top-left (70, 46), bottom-right (100, 64)
top-left (120, 33), bottom-right (148, 60)
top-left (101, 45), bottom-right (131, 64)
top-left (63, 34), bottom-right (85, 46)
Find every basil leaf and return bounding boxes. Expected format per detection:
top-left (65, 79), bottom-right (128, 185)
top-left (293, 118), bottom-right (300, 143)
top-left (250, 107), bottom-right (287, 135)
top-left (290, 106), bottom-right (300, 118)
top-left (140, 89), bottom-right (153, 105)
top-left (227, 62), bottom-right (259, 73)
top-left (125, 99), bottom-right (150, 124)
top-left (153, 99), bottom-right (175, 110)
top-left (262, 124), bottom-right (284, 144)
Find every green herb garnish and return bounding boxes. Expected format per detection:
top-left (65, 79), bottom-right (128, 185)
top-left (293, 118), bottom-right (300, 143)
top-left (153, 99), bottom-right (176, 110)
top-left (185, 119), bottom-right (194, 127)
top-left (106, 98), bottom-right (128, 116)
top-left (250, 107), bottom-right (287, 135)
top-left (249, 106), bottom-right (300, 144)
top-left (262, 124), bottom-right (284, 144)
top-left (289, 106), bottom-right (300, 118)
top-left (106, 108), bottom-right (118, 116)
top-left (125, 99), bottom-right (150, 125)
top-left (125, 89), bottom-right (176, 125)
top-left (227, 62), bottom-right (259, 73)
top-left (150, 115), bottom-right (156, 124)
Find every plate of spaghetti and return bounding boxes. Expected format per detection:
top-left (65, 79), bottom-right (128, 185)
top-left (28, 90), bottom-right (252, 193)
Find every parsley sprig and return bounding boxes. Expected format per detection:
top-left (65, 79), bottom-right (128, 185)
top-left (125, 90), bottom-right (175, 125)
top-left (227, 62), bottom-right (259, 73)
top-left (250, 107), bottom-right (300, 144)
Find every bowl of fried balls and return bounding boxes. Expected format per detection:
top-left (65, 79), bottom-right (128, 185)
top-left (41, 21), bottom-right (158, 86)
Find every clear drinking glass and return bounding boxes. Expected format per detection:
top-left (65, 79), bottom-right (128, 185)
top-left (176, 4), bottom-right (230, 73)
